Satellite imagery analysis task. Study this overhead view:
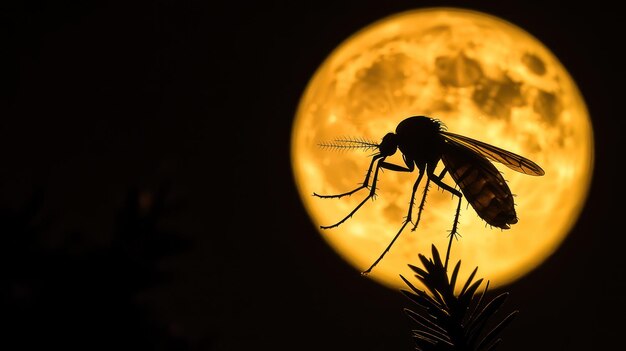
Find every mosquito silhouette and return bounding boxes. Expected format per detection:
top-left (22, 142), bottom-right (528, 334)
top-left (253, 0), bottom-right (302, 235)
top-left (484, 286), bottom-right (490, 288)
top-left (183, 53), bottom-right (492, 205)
top-left (314, 116), bottom-right (545, 274)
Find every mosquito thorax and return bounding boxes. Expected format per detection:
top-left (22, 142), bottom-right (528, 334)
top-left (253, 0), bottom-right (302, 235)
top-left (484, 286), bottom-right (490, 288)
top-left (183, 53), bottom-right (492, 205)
top-left (394, 116), bottom-right (444, 156)
top-left (379, 133), bottom-right (398, 156)
top-left (396, 116), bottom-right (443, 137)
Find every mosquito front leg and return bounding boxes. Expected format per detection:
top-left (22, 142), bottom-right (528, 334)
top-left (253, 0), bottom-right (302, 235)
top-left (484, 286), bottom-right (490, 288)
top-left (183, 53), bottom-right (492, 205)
top-left (313, 154), bottom-right (383, 199)
top-left (318, 156), bottom-right (387, 229)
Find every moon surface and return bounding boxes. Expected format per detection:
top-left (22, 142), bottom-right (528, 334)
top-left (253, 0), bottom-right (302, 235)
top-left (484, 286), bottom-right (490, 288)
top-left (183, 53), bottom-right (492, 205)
top-left (291, 8), bottom-right (594, 290)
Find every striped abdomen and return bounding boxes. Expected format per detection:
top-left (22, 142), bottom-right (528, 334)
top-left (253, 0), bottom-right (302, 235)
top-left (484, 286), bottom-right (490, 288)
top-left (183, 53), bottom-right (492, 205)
top-left (441, 141), bottom-right (517, 229)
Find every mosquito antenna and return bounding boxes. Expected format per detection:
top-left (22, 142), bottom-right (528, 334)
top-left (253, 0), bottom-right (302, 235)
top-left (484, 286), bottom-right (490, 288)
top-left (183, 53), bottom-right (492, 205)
top-left (318, 137), bottom-right (380, 152)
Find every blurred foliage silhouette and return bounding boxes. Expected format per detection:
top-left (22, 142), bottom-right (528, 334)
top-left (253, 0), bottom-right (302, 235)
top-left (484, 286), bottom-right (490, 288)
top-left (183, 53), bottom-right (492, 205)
top-left (401, 245), bottom-right (517, 351)
top-left (0, 184), bottom-right (202, 350)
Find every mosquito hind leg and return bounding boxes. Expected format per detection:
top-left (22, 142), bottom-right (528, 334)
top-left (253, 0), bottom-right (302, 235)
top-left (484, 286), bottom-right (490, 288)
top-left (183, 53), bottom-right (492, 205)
top-left (429, 170), bottom-right (463, 269)
top-left (444, 195), bottom-right (462, 270)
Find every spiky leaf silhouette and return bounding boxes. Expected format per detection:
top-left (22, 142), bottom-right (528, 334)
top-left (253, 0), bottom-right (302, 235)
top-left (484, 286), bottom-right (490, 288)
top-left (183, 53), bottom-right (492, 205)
top-left (401, 245), bottom-right (518, 351)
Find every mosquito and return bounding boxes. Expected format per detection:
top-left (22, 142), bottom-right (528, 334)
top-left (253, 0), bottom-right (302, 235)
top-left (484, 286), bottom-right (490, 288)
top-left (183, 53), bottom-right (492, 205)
top-left (314, 116), bottom-right (545, 274)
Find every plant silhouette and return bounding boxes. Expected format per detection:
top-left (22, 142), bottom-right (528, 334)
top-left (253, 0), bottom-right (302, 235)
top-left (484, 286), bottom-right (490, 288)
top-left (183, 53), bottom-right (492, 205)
top-left (400, 245), bottom-right (517, 351)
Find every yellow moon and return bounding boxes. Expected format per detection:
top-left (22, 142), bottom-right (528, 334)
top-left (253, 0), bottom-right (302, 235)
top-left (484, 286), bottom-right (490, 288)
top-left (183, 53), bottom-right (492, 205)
top-left (290, 8), bottom-right (593, 290)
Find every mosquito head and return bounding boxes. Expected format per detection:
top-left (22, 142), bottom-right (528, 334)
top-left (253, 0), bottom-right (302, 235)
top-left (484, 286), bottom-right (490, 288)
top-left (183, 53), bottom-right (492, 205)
top-left (379, 133), bottom-right (398, 156)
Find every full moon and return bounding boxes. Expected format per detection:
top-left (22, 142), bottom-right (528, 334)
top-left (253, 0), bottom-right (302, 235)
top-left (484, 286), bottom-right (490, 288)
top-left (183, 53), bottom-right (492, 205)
top-left (291, 8), bottom-right (593, 290)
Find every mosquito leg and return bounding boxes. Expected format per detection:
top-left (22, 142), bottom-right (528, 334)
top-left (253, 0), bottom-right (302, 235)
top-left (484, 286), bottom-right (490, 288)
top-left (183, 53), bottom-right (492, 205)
top-left (411, 177), bottom-right (430, 231)
top-left (313, 154), bottom-right (382, 199)
top-left (436, 168), bottom-right (448, 181)
top-left (410, 167), bottom-right (445, 231)
top-left (429, 171), bottom-right (462, 201)
top-left (444, 195), bottom-right (462, 270)
top-left (358, 165), bottom-right (422, 275)
top-left (429, 172), bottom-right (463, 270)
top-left (362, 220), bottom-right (410, 275)
top-left (319, 156), bottom-right (387, 229)
top-left (402, 170), bottom-right (424, 228)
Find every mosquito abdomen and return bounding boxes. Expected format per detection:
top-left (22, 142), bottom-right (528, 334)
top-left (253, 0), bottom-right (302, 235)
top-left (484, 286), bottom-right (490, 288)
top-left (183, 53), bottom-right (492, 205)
top-left (445, 157), bottom-right (518, 229)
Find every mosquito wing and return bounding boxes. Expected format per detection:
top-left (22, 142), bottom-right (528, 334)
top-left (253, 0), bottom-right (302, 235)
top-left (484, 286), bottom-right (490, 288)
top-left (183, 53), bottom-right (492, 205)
top-left (441, 131), bottom-right (545, 176)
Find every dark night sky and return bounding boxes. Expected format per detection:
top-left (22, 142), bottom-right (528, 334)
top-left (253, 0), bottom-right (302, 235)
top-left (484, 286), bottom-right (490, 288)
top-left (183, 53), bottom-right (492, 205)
top-left (3, 1), bottom-right (624, 350)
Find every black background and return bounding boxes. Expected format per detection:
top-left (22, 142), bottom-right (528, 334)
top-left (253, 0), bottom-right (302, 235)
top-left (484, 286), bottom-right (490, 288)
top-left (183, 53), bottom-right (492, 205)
top-left (3, 0), bottom-right (624, 350)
